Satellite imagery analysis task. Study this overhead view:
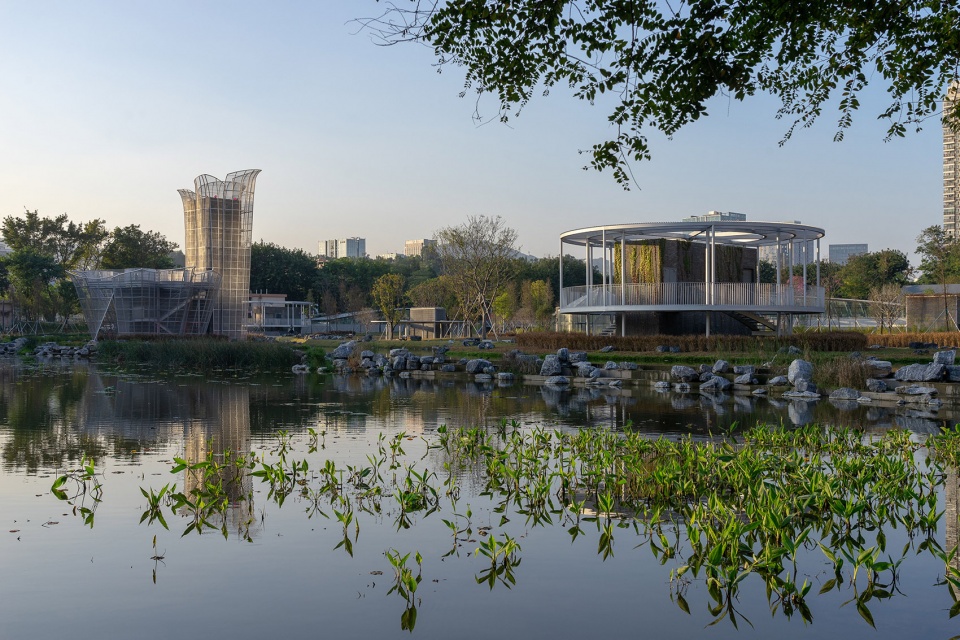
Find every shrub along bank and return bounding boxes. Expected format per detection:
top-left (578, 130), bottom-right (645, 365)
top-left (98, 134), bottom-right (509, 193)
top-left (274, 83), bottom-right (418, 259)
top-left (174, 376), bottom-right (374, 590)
top-left (97, 339), bottom-right (301, 372)
top-left (515, 331), bottom-right (868, 353)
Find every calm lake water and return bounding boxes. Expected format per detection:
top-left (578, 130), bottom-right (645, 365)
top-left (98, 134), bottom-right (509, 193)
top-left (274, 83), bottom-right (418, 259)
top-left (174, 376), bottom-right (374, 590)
top-left (2, 361), bottom-right (959, 639)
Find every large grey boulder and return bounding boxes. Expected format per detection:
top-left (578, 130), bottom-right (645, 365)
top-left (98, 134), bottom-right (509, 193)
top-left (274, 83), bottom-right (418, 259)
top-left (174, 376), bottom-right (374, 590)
top-left (604, 361), bottom-right (619, 370)
top-left (894, 363), bottom-right (945, 382)
top-left (544, 375), bottom-right (570, 386)
top-left (733, 365), bottom-right (755, 376)
top-left (734, 373), bottom-right (755, 385)
top-left (441, 364), bottom-right (456, 373)
top-left (539, 355), bottom-right (561, 376)
top-left (866, 378), bottom-right (889, 393)
top-left (788, 359), bottom-right (814, 385)
top-left (670, 365), bottom-right (699, 382)
top-left (575, 362), bottom-right (595, 377)
top-left (700, 376), bottom-right (732, 392)
top-left (934, 350), bottom-right (957, 366)
top-left (699, 372), bottom-right (715, 382)
top-left (360, 350), bottom-right (375, 360)
top-left (466, 359), bottom-right (491, 374)
top-left (829, 387), bottom-right (861, 400)
top-left (497, 372), bottom-right (515, 382)
top-left (862, 360), bottom-right (892, 378)
top-left (653, 381), bottom-right (671, 390)
top-left (794, 379), bottom-right (819, 394)
top-left (557, 348), bottom-right (570, 362)
top-left (895, 385), bottom-right (937, 396)
top-left (768, 375), bottom-right (789, 386)
top-left (569, 351), bottom-right (589, 363)
top-left (391, 356), bottom-right (407, 370)
top-left (331, 341), bottom-right (357, 359)
top-left (389, 347), bottom-right (408, 358)
top-left (948, 365), bottom-right (960, 382)
top-left (621, 362), bottom-right (638, 371)
top-left (712, 360), bottom-right (730, 374)
top-left (406, 355), bottom-right (421, 370)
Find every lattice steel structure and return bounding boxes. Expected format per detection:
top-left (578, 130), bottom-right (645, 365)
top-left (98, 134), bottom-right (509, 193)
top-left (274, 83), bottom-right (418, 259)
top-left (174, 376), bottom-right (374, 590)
top-left (179, 170), bottom-right (261, 339)
top-left (945, 81), bottom-right (960, 236)
top-left (71, 268), bottom-right (221, 338)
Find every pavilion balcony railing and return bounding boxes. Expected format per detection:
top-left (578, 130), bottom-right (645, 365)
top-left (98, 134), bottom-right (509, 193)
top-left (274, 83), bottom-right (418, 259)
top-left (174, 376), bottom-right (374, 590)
top-left (560, 283), bottom-right (825, 310)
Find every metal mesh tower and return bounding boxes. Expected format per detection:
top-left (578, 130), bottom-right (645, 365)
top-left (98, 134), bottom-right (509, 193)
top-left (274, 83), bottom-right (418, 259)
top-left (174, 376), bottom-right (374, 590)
top-left (945, 82), bottom-right (960, 237)
top-left (179, 170), bottom-right (260, 339)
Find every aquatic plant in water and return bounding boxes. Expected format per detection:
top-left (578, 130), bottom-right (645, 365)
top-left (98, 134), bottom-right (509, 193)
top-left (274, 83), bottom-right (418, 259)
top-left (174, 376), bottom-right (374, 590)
top-left (102, 421), bottom-right (960, 630)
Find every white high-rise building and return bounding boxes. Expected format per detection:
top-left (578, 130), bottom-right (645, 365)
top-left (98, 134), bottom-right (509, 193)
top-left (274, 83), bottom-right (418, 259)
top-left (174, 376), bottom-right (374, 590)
top-left (404, 238), bottom-right (436, 257)
top-left (945, 81), bottom-right (960, 236)
top-left (320, 237), bottom-right (366, 259)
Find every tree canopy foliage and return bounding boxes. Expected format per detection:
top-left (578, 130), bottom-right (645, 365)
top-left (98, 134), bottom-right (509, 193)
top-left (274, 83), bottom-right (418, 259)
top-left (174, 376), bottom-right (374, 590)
top-left (3, 210), bottom-right (107, 270)
top-left (100, 224), bottom-right (177, 270)
top-left (250, 241), bottom-right (319, 301)
top-left (836, 249), bottom-right (912, 299)
top-left (369, 1), bottom-right (960, 186)
top-left (436, 214), bottom-right (518, 336)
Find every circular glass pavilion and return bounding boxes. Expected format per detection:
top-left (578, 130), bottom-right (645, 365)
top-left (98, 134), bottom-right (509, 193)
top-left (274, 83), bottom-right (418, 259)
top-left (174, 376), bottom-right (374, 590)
top-left (558, 221), bottom-right (826, 336)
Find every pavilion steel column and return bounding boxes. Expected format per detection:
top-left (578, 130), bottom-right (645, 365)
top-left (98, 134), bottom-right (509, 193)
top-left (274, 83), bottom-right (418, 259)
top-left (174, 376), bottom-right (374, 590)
top-left (602, 229), bottom-right (607, 308)
top-left (775, 233), bottom-right (782, 306)
top-left (558, 239), bottom-right (563, 312)
top-left (586, 238), bottom-right (592, 335)
top-left (802, 240), bottom-right (808, 306)
top-left (620, 233), bottom-right (626, 336)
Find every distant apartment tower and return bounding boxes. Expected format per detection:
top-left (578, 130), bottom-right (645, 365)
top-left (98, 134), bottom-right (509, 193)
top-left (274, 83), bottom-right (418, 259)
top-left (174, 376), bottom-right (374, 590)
top-left (682, 210), bottom-right (747, 223)
top-left (404, 238), bottom-right (436, 257)
top-left (945, 81), bottom-right (960, 236)
top-left (320, 237), bottom-right (366, 259)
top-left (828, 244), bottom-right (869, 265)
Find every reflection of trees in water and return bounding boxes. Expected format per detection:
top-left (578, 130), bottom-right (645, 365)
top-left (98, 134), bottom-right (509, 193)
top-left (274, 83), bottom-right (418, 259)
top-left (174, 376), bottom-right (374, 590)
top-left (8, 363), bottom-right (960, 477)
top-left (0, 364), bottom-right (106, 473)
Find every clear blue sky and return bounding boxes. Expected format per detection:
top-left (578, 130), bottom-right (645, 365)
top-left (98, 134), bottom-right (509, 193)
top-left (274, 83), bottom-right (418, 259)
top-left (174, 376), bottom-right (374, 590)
top-left (0, 1), bottom-right (943, 263)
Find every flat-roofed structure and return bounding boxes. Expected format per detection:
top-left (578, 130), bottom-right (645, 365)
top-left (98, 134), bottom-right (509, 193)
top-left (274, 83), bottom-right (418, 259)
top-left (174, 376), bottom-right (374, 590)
top-left (71, 268), bottom-right (221, 338)
top-left (559, 221), bottom-right (826, 336)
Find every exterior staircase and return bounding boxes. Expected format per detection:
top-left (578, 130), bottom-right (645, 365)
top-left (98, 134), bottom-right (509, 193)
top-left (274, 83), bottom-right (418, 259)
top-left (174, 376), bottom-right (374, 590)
top-left (723, 311), bottom-right (777, 334)
top-left (597, 322), bottom-right (619, 337)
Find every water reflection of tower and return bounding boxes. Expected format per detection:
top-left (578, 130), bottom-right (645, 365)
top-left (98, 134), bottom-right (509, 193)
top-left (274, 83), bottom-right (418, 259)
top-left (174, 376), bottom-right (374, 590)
top-left (947, 466), bottom-right (959, 578)
top-left (183, 385), bottom-right (258, 538)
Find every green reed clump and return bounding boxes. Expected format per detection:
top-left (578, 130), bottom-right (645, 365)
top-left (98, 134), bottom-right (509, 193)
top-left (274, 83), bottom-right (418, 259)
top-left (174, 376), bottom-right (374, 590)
top-left (97, 338), bottom-right (300, 372)
top-left (131, 420), bottom-right (960, 630)
top-left (812, 354), bottom-right (869, 389)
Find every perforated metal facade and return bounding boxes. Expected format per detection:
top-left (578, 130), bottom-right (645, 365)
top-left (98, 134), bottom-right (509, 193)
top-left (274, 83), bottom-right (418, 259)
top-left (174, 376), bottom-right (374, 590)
top-left (179, 170), bottom-right (261, 339)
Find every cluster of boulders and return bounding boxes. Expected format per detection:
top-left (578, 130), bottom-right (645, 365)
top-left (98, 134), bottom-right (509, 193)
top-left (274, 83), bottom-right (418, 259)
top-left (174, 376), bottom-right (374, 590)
top-left (0, 337), bottom-right (29, 355)
top-left (302, 340), bottom-right (515, 383)
top-left (538, 348), bottom-right (636, 388)
top-left (33, 340), bottom-right (97, 359)
top-left (665, 359), bottom-right (764, 396)
top-left (462, 338), bottom-right (496, 350)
